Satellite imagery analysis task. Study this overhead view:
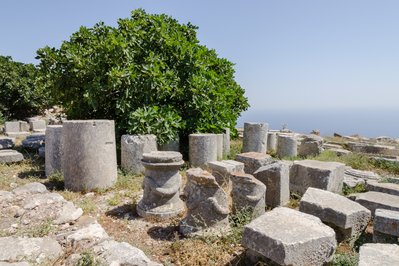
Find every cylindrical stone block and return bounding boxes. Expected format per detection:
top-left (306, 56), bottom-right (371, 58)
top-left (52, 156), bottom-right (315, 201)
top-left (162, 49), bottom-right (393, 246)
top-left (137, 151), bottom-right (184, 218)
top-left (216, 134), bottom-right (224, 160)
top-left (189, 133), bottom-right (217, 168)
top-left (45, 125), bottom-right (63, 177)
top-left (223, 128), bottom-right (230, 157)
top-left (267, 132), bottom-right (278, 153)
top-left (62, 120), bottom-right (117, 191)
top-left (277, 134), bottom-right (298, 158)
top-left (242, 122), bottom-right (268, 153)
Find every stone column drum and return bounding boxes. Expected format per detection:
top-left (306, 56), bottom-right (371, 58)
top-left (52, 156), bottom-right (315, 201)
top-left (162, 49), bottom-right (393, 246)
top-left (267, 132), bottom-right (277, 153)
top-left (45, 125), bottom-right (63, 177)
top-left (62, 120), bottom-right (117, 191)
top-left (277, 134), bottom-right (298, 158)
top-left (189, 134), bottom-right (217, 168)
top-left (242, 122), bottom-right (268, 153)
top-left (137, 151), bottom-right (185, 218)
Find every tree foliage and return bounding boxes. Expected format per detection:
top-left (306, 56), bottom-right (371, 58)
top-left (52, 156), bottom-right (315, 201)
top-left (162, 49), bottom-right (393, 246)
top-left (36, 9), bottom-right (249, 141)
top-left (0, 56), bottom-right (48, 120)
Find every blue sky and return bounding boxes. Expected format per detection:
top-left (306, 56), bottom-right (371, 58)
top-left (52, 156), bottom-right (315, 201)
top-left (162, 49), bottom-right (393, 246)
top-left (1, 0), bottom-right (398, 114)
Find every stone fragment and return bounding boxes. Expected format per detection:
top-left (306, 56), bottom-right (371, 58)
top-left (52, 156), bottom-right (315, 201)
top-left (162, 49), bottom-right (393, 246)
top-left (277, 134), bottom-right (298, 158)
top-left (0, 237), bottom-right (62, 263)
top-left (54, 201), bottom-right (83, 225)
top-left (121, 134), bottom-right (157, 174)
top-left (65, 221), bottom-right (108, 247)
top-left (356, 191), bottom-right (399, 215)
top-left (344, 175), bottom-right (365, 188)
top-left (180, 168), bottom-right (230, 236)
top-left (359, 243), bottom-right (399, 266)
top-left (299, 187), bottom-right (371, 245)
top-left (253, 161), bottom-right (290, 207)
top-left (235, 152), bottom-right (275, 175)
top-left (297, 134), bottom-right (323, 157)
top-left (223, 128), bottom-right (230, 157)
top-left (189, 133), bottom-right (217, 168)
top-left (45, 125), bottom-right (63, 177)
top-left (290, 160), bottom-right (345, 195)
top-left (0, 150), bottom-right (23, 163)
top-left (29, 119), bottom-right (46, 132)
top-left (137, 151), bottom-right (184, 218)
top-left (12, 182), bottom-right (47, 196)
top-left (208, 160), bottom-right (244, 187)
top-left (266, 132), bottom-right (277, 153)
top-left (373, 209), bottom-right (399, 243)
top-left (216, 133), bottom-right (224, 160)
top-left (345, 167), bottom-right (381, 181)
top-left (22, 134), bottom-right (45, 149)
top-left (366, 181), bottom-right (399, 196)
top-left (242, 122), bottom-right (268, 153)
top-left (62, 120), bottom-right (117, 191)
top-left (230, 172), bottom-right (266, 218)
top-left (242, 207), bottom-right (336, 266)
top-left (0, 137), bottom-right (15, 150)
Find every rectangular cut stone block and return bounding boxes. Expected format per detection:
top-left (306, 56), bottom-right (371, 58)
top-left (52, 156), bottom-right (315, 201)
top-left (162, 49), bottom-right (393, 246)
top-left (208, 160), bottom-right (244, 187)
top-left (254, 161), bottom-right (290, 207)
top-left (121, 134), bottom-right (157, 174)
top-left (4, 121), bottom-right (20, 133)
top-left (290, 160), bottom-right (345, 195)
top-left (366, 181), bottom-right (399, 196)
top-left (235, 152), bottom-right (275, 175)
top-left (359, 244), bottom-right (399, 266)
top-left (356, 191), bottom-right (399, 215)
top-left (297, 134), bottom-right (323, 157)
top-left (299, 187), bottom-right (371, 244)
top-left (374, 209), bottom-right (399, 239)
top-left (242, 207), bottom-right (336, 266)
top-left (223, 160), bottom-right (245, 173)
top-left (19, 121), bottom-right (30, 132)
top-left (0, 150), bottom-right (24, 163)
top-left (29, 119), bottom-right (46, 131)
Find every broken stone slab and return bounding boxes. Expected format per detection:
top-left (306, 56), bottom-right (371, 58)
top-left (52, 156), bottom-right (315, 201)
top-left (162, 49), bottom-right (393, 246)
top-left (277, 134), bottom-right (298, 158)
top-left (344, 175), bottom-right (365, 188)
top-left (230, 172), bottom-right (266, 218)
top-left (0, 237), bottom-right (63, 264)
top-left (0, 150), bottom-right (23, 163)
top-left (12, 182), bottom-right (47, 196)
top-left (0, 137), bottom-right (15, 150)
top-left (208, 160), bottom-right (244, 187)
top-left (356, 191), bottom-right (399, 215)
top-left (297, 134), bottom-right (324, 157)
top-left (22, 134), bottom-right (45, 149)
top-left (347, 142), bottom-right (398, 156)
top-left (373, 209), bottom-right (399, 243)
top-left (299, 187), bottom-right (371, 245)
top-left (92, 240), bottom-right (162, 266)
top-left (65, 221), bottom-right (109, 247)
top-left (290, 160), bottom-right (345, 195)
top-left (366, 181), bottom-right (399, 197)
top-left (359, 243), bottom-right (399, 266)
top-left (242, 207), bottom-right (336, 266)
top-left (253, 161), bottom-right (290, 208)
top-left (235, 152), bottom-right (275, 175)
top-left (242, 122), bottom-right (268, 153)
top-left (121, 134), bottom-right (158, 174)
top-left (189, 133), bottom-right (218, 168)
top-left (345, 167), bottom-right (381, 181)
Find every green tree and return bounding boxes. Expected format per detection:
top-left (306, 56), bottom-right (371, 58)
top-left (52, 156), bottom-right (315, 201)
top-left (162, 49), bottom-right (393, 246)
top-left (36, 9), bottom-right (249, 142)
top-left (0, 56), bottom-right (49, 120)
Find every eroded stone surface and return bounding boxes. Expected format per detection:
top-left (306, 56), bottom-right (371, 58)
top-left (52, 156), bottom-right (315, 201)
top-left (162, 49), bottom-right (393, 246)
top-left (356, 191), bottom-right (399, 215)
top-left (277, 134), bottom-right (297, 158)
top-left (297, 134), bottom-right (324, 157)
top-left (121, 134), bottom-right (157, 174)
top-left (189, 133), bottom-right (217, 168)
top-left (0, 150), bottom-right (23, 164)
top-left (235, 152), bottom-right (275, 175)
top-left (359, 243), bottom-right (399, 266)
top-left (242, 122), bottom-right (268, 153)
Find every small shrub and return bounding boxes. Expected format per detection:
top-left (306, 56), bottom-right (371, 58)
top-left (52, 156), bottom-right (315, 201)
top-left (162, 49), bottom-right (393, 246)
top-left (107, 193), bottom-right (122, 206)
top-left (228, 138), bottom-right (242, 160)
top-left (342, 183), bottom-right (367, 196)
top-left (79, 197), bottom-right (97, 214)
top-left (330, 253), bottom-right (359, 266)
top-left (48, 171), bottom-right (64, 190)
top-left (77, 252), bottom-right (99, 266)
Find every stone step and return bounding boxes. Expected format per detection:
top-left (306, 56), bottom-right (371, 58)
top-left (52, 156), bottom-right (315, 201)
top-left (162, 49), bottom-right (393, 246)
top-left (366, 181), bottom-right (399, 197)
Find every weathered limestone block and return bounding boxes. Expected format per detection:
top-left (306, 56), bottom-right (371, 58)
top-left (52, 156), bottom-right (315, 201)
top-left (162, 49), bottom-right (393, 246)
top-left (121, 134), bottom-right (157, 174)
top-left (299, 187), bottom-right (371, 245)
top-left (366, 181), bottom-right (399, 196)
top-left (208, 160), bottom-right (244, 187)
top-left (253, 161), bottom-right (290, 207)
top-left (0, 137), bottom-right (15, 150)
top-left (359, 243), bottom-right (399, 266)
top-left (0, 150), bottom-right (23, 163)
top-left (29, 119), bottom-right (46, 132)
top-left (62, 120), bottom-right (117, 191)
top-left (356, 191), bottom-right (399, 215)
top-left (235, 152), bottom-right (275, 175)
top-left (0, 237), bottom-right (63, 264)
top-left (297, 134), bottom-right (323, 157)
top-left (22, 134), bottom-right (45, 149)
top-left (242, 207), bottom-right (336, 266)
top-left (373, 209), bottom-right (399, 243)
top-left (19, 121), bottom-right (30, 132)
top-left (4, 121), bottom-right (20, 133)
top-left (180, 168), bottom-right (230, 236)
top-left (277, 134), bottom-right (298, 158)
top-left (45, 125), bottom-right (63, 177)
top-left (347, 142), bottom-right (398, 156)
top-left (216, 134), bottom-right (224, 160)
top-left (137, 151), bottom-right (184, 218)
top-left (345, 167), bottom-right (381, 181)
top-left (189, 133), bottom-right (217, 168)
top-left (223, 128), bottom-right (230, 157)
top-left (290, 160), bottom-right (345, 195)
top-left (267, 132), bottom-right (277, 153)
top-left (230, 172), bottom-right (266, 218)
top-left (242, 122), bottom-right (268, 153)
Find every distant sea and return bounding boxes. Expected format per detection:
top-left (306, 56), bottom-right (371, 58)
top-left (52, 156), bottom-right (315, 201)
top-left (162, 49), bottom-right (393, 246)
top-left (236, 108), bottom-right (399, 138)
